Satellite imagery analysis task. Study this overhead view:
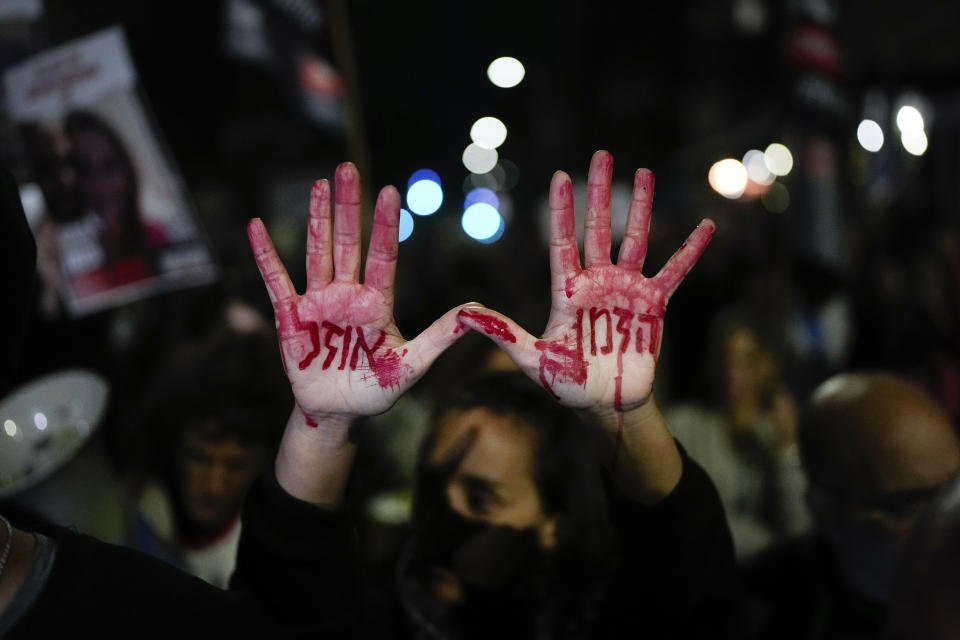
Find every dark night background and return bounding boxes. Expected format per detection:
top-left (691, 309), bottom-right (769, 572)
top-left (2, 0), bottom-right (960, 464)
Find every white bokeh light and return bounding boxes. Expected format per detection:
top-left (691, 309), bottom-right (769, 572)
top-left (742, 149), bottom-right (774, 185)
top-left (857, 119), bottom-right (884, 152)
top-left (462, 144), bottom-right (499, 174)
top-left (708, 159), bottom-right (749, 199)
top-left (34, 412), bottom-right (48, 431)
top-left (4, 419), bottom-right (16, 437)
top-left (407, 180), bottom-right (443, 215)
top-left (763, 143), bottom-right (794, 176)
top-left (896, 105), bottom-right (924, 134)
top-left (470, 117), bottom-right (508, 149)
top-left (487, 57), bottom-right (525, 88)
top-left (461, 203), bottom-right (503, 241)
top-left (901, 129), bottom-right (928, 156)
top-left (398, 209), bottom-right (414, 242)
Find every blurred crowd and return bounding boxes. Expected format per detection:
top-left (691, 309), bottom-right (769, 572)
top-left (2, 1), bottom-right (960, 638)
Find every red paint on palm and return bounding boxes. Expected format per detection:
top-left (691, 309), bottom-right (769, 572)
top-left (321, 321), bottom-right (345, 369)
top-left (368, 348), bottom-right (407, 389)
top-left (535, 309), bottom-right (588, 399)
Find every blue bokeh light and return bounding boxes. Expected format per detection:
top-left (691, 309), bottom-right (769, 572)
top-left (461, 202), bottom-right (503, 242)
top-left (398, 208), bottom-right (414, 242)
top-left (406, 169), bottom-right (443, 215)
top-left (464, 187), bottom-right (500, 210)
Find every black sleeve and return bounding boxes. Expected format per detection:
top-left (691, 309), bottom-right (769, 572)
top-left (230, 471), bottom-right (363, 635)
top-left (596, 443), bottom-right (742, 639)
top-left (5, 472), bottom-right (361, 640)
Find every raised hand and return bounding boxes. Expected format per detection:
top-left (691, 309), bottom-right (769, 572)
top-left (249, 163), bottom-right (466, 422)
top-left (457, 150), bottom-right (714, 416)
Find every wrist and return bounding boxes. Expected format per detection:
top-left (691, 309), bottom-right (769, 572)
top-left (275, 406), bottom-right (358, 508)
top-left (590, 398), bottom-right (660, 438)
top-left (294, 405), bottom-right (358, 445)
top-left (589, 399), bottom-right (683, 505)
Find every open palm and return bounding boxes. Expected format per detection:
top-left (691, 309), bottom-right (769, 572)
top-left (249, 163), bottom-right (466, 420)
top-left (458, 151), bottom-right (714, 414)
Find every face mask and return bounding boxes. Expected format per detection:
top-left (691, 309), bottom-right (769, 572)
top-left (411, 458), bottom-right (546, 592)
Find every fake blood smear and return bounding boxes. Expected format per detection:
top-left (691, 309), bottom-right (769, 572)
top-left (611, 351), bottom-right (625, 468)
top-left (304, 415), bottom-right (318, 428)
top-left (459, 310), bottom-right (517, 343)
top-left (295, 317), bottom-right (321, 370)
top-left (370, 349), bottom-right (407, 389)
top-left (535, 309), bottom-right (588, 399)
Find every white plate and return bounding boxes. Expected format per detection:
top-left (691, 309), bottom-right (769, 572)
top-left (0, 369), bottom-right (109, 499)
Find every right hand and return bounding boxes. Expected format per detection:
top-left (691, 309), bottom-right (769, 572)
top-left (249, 162), bottom-right (468, 423)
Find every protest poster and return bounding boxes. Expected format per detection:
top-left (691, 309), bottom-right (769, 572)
top-left (4, 26), bottom-right (217, 316)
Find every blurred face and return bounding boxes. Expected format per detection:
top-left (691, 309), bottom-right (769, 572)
top-left (428, 407), bottom-right (552, 533)
top-left (723, 326), bottom-right (767, 405)
top-left (25, 123), bottom-right (83, 221)
top-left (176, 432), bottom-right (266, 531)
top-left (69, 128), bottom-right (131, 229)
top-left (811, 418), bottom-right (960, 603)
top-left (416, 408), bottom-right (557, 602)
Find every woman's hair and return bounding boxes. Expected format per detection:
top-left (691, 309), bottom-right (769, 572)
top-left (422, 370), bottom-right (615, 565)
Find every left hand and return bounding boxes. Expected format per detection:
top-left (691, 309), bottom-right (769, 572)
top-left (458, 150), bottom-right (714, 417)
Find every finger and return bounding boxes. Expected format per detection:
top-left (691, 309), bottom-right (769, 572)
top-left (617, 168), bottom-right (654, 271)
top-left (364, 186), bottom-right (401, 301)
top-left (653, 219), bottom-right (716, 297)
top-left (453, 305), bottom-right (539, 373)
top-left (333, 162), bottom-right (363, 283)
top-left (548, 171), bottom-right (581, 297)
top-left (404, 304), bottom-right (491, 373)
top-left (248, 217), bottom-right (297, 321)
top-left (306, 179), bottom-right (333, 290)
top-left (583, 150), bottom-right (614, 269)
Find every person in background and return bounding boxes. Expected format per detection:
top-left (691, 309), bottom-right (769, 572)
top-left (885, 470), bottom-right (960, 640)
top-left (125, 329), bottom-right (291, 587)
top-left (740, 371), bottom-right (960, 638)
top-left (0, 157), bottom-right (470, 636)
top-left (666, 306), bottom-right (810, 559)
top-left (247, 152), bottom-right (738, 637)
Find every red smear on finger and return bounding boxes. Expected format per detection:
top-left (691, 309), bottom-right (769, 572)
top-left (458, 310), bottom-right (517, 343)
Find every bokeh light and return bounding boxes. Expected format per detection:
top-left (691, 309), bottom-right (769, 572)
top-left (487, 56), bottom-right (525, 88)
top-left (34, 412), bottom-right (47, 431)
top-left (4, 419), bottom-right (16, 437)
top-left (763, 143), bottom-right (794, 176)
top-left (901, 128), bottom-right (928, 156)
top-left (760, 181), bottom-right (790, 213)
top-left (464, 187), bottom-right (500, 210)
top-left (708, 159), bottom-right (748, 199)
top-left (742, 149), bottom-right (774, 185)
top-left (462, 202), bottom-right (503, 242)
top-left (470, 117), bottom-right (507, 149)
top-left (464, 172), bottom-right (498, 193)
top-left (857, 119), bottom-right (884, 152)
top-left (406, 169), bottom-right (443, 215)
top-left (462, 143), bottom-right (498, 174)
top-left (398, 209), bottom-right (414, 242)
top-left (896, 105), bottom-right (924, 134)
